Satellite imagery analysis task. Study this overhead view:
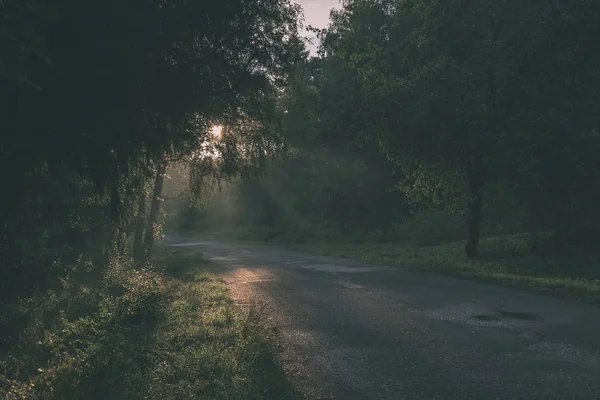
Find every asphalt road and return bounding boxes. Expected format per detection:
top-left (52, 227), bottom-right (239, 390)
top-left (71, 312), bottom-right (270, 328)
top-left (166, 237), bottom-right (600, 400)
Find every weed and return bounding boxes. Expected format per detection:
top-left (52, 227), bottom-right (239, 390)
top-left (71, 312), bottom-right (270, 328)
top-left (0, 249), bottom-right (293, 400)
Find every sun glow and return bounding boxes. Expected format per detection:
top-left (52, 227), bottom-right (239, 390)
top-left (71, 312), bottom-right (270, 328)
top-left (211, 125), bottom-right (223, 137)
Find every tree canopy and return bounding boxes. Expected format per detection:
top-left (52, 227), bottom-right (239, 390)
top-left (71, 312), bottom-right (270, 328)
top-left (3, 0), bottom-right (600, 301)
top-left (0, 0), bottom-right (304, 300)
top-left (298, 0), bottom-right (600, 257)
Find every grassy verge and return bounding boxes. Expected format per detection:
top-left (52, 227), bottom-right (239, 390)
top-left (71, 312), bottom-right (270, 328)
top-left (1, 248), bottom-right (293, 400)
top-left (151, 248), bottom-right (293, 400)
top-left (293, 234), bottom-right (600, 303)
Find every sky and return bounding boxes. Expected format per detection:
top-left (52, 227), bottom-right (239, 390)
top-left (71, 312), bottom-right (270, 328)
top-left (295, 0), bottom-right (341, 54)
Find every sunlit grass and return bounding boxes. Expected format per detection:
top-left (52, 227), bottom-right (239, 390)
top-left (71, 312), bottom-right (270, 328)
top-left (0, 248), bottom-right (293, 399)
top-left (147, 248), bottom-right (293, 400)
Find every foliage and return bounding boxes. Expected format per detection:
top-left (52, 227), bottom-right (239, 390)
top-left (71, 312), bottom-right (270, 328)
top-left (5, 0), bottom-right (600, 393)
top-left (1, 2), bottom-right (304, 396)
top-left (0, 249), bottom-right (293, 400)
top-left (0, 167), bottom-right (111, 306)
top-left (187, 0), bottom-right (600, 279)
top-left (187, 50), bottom-right (407, 236)
top-left (309, 0), bottom-right (600, 256)
top-left (0, 0), bottom-right (304, 303)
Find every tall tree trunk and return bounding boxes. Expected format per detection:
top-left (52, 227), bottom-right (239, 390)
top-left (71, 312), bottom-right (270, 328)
top-left (464, 17), bottom-right (497, 260)
top-left (143, 161), bottom-right (166, 260)
top-left (104, 171), bottom-right (122, 267)
top-left (552, 197), bottom-right (569, 253)
top-left (465, 164), bottom-right (484, 259)
top-left (464, 17), bottom-right (497, 259)
top-left (526, 214), bottom-right (540, 254)
top-left (133, 186), bottom-right (146, 266)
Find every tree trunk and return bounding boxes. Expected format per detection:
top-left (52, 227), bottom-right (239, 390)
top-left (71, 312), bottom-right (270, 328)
top-left (527, 221), bottom-right (539, 254)
top-left (133, 187), bottom-right (146, 266)
top-left (116, 229), bottom-right (128, 255)
top-left (104, 225), bottom-right (121, 267)
top-left (465, 17), bottom-right (496, 260)
top-left (465, 166), bottom-right (484, 259)
top-left (103, 171), bottom-right (122, 266)
top-left (552, 203), bottom-right (569, 253)
top-left (143, 161), bottom-right (166, 260)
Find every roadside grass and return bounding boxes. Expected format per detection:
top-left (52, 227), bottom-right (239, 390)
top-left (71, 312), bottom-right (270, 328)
top-left (1, 248), bottom-right (293, 400)
top-left (150, 248), bottom-right (293, 400)
top-left (293, 234), bottom-right (600, 303)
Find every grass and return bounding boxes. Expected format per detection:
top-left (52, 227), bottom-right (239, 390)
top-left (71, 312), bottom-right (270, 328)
top-left (293, 234), bottom-right (600, 304)
top-left (150, 248), bottom-right (294, 400)
top-left (1, 248), bottom-right (293, 400)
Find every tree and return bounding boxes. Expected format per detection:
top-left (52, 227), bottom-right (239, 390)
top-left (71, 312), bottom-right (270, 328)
top-left (316, 0), bottom-right (600, 257)
top-left (0, 0), bottom-right (304, 295)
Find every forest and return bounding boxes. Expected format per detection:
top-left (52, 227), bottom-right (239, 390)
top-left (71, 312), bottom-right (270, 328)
top-left (189, 0), bottom-right (600, 287)
top-left (2, 0), bottom-right (600, 398)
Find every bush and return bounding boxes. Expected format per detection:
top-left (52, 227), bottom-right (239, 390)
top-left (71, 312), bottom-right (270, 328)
top-left (0, 248), bottom-right (293, 400)
top-left (0, 254), bottom-right (167, 400)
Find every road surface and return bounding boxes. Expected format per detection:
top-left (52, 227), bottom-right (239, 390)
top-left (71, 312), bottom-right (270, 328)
top-left (166, 237), bottom-right (600, 400)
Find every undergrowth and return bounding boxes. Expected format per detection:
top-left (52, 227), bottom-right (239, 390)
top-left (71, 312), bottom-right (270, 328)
top-left (0, 248), bottom-right (293, 399)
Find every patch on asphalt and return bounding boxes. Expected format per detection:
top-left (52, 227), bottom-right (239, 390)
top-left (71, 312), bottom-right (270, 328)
top-left (302, 264), bottom-right (380, 273)
top-left (497, 310), bottom-right (538, 320)
top-left (471, 310), bottom-right (537, 322)
top-left (472, 314), bottom-right (500, 322)
top-left (331, 280), bottom-right (364, 290)
top-left (425, 303), bottom-right (540, 328)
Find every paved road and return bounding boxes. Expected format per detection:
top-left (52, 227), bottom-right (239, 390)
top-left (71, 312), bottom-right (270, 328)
top-left (167, 237), bottom-right (600, 399)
